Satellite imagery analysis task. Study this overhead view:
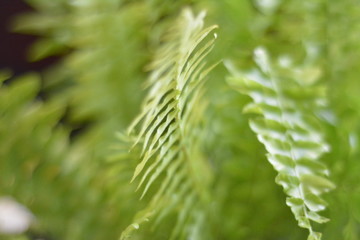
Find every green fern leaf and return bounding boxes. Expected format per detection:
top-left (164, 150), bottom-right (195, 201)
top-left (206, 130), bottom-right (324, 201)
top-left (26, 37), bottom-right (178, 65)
top-left (226, 47), bottom-right (335, 240)
top-left (121, 8), bottom-right (218, 240)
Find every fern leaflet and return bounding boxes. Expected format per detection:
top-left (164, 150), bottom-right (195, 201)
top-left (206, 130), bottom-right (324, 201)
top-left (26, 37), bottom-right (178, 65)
top-left (121, 8), bottom-right (218, 240)
top-left (226, 47), bottom-right (335, 240)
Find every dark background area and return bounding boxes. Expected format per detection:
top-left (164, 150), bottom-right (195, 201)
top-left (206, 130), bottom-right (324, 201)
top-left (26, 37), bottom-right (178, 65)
top-left (0, 0), bottom-right (57, 76)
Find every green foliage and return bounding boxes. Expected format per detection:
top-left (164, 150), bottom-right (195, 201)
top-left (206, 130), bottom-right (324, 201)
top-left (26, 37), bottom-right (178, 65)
top-left (0, 72), bottom-right (69, 235)
top-left (0, 72), bottom-right (137, 240)
top-left (121, 9), bottom-right (217, 240)
top-left (226, 47), bottom-right (334, 239)
top-left (2, 0), bottom-right (360, 240)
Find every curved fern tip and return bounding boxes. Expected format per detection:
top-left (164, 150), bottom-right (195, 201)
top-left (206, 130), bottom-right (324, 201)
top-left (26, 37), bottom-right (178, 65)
top-left (122, 7), bottom-right (217, 239)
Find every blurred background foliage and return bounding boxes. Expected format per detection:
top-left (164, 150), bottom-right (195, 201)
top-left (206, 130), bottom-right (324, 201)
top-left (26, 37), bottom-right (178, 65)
top-left (1, 0), bottom-right (360, 239)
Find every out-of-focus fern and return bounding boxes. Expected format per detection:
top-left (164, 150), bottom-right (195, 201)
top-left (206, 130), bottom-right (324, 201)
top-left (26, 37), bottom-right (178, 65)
top-left (323, 1), bottom-right (360, 239)
top-left (226, 47), bottom-right (335, 240)
top-left (121, 8), bottom-right (217, 240)
top-left (0, 71), bottom-right (142, 240)
top-left (4, 0), bottom-right (360, 240)
top-left (0, 72), bottom-right (70, 237)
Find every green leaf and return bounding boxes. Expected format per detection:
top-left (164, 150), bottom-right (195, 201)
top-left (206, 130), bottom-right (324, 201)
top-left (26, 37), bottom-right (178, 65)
top-left (122, 8), bottom-right (217, 240)
top-left (227, 47), bottom-right (334, 239)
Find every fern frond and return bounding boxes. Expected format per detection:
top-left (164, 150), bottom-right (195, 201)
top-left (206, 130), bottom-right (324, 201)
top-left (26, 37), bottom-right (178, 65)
top-left (121, 8), bottom-right (217, 240)
top-left (226, 47), bottom-right (335, 240)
